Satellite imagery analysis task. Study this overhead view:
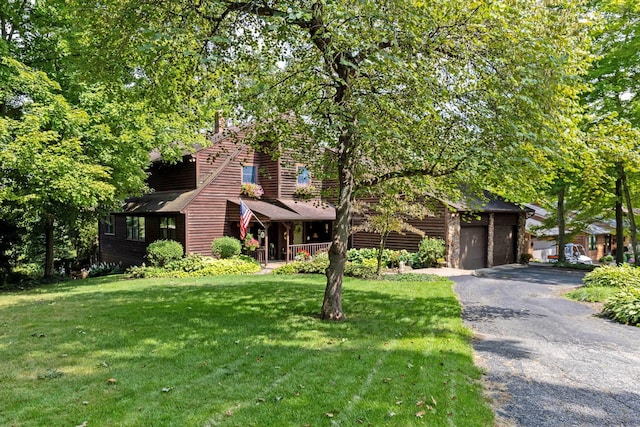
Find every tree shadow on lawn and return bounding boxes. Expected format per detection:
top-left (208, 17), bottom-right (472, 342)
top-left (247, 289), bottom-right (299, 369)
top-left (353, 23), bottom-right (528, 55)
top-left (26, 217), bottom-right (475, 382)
top-left (0, 275), bottom-right (494, 426)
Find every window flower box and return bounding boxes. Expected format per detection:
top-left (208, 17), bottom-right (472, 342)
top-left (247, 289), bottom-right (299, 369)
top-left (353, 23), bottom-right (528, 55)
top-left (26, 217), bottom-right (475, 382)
top-left (241, 183), bottom-right (264, 199)
top-left (294, 184), bottom-right (316, 200)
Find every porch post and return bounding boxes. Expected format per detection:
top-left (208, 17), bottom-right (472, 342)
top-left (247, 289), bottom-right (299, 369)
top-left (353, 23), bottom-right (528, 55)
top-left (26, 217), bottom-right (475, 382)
top-left (263, 223), bottom-right (270, 267)
top-left (284, 223), bottom-right (292, 263)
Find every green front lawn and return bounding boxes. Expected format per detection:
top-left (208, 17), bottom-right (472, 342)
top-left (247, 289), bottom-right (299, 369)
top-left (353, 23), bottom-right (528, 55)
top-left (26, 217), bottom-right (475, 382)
top-left (0, 274), bottom-right (492, 426)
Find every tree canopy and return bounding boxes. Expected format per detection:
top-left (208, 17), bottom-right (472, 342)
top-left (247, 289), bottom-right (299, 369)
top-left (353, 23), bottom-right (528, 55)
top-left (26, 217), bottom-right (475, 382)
top-left (64, 0), bottom-right (593, 318)
top-left (0, 0), bottom-right (214, 276)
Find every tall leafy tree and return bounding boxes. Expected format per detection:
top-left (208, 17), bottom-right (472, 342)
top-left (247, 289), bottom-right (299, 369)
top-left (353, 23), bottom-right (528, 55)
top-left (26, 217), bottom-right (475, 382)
top-left (582, 0), bottom-right (640, 264)
top-left (70, 0), bottom-right (591, 318)
top-left (1, 1), bottom-right (215, 276)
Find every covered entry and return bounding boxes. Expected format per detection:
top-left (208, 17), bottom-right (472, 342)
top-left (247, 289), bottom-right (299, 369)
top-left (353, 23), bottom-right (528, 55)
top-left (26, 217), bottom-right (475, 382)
top-left (227, 199), bottom-right (335, 265)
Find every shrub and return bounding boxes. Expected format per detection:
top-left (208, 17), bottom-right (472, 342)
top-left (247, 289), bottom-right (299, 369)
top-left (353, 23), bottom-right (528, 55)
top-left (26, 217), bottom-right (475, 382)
top-left (519, 253), bottom-right (533, 265)
top-left (344, 259), bottom-right (378, 279)
top-left (583, 264), bottom-right (640, 288)
top-left (599, 254), bottom-right (614, 264)
top-left (271, 263), bottom-right (299, 274)
top-left (146, 240), bottom-right (184, 267)
top-left (347, 248), bottom-right (379, 263)
top-left (211, 236), bottom-right (242, 259)
top-left (166, 254), bottom-right (208, 272)
top-left (602, 287), bottom-right (640, 326)
top-left (412, 237), bottom-right (445, 268)
top-left (127, 256), bottom-right (260, 278)
top-left (197, 258), bottom-right (261, 276)
top-left (296, 252), bottom-right (330, 274)
top-left (385, 250), bottom-right (414, 268)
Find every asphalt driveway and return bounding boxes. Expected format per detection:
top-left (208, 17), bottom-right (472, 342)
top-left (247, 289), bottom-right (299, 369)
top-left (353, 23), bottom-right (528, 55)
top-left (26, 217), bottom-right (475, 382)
top-left (452, 264), bottom-right (640, 427)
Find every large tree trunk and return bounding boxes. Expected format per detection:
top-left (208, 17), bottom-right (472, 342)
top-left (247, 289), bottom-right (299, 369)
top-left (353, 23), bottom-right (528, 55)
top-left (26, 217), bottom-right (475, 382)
top-left (615, 168), bottom-right (625, 265)
top-left (322, 158), bottom-right (354, 320)
top-left (44, 216), bottom-right (55, 278)
top-left (322, 115), bottom-right (356, 320)
top-left (557, 185), bottom-right (566, 263)
top-left (620, 164), bottom-right (638, 265)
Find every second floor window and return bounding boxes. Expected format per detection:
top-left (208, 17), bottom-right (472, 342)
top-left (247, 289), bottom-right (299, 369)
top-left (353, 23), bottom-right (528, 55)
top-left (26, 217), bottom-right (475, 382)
top-left (126, 216), bottom-right (145, 241)
top-left (297, 166), bottom-right (311, 185)
top-left (104, 214), bottom-right (115, 235)
top-left (242, 165), bottom-right (257, 184)
top-left (160, 216), bottom-right (177, 240)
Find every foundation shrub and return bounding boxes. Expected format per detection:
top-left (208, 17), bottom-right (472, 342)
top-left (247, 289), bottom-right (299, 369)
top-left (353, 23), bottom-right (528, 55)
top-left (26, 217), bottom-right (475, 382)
top-left (146, 240), bottom-right (184, 267)
top-left (211, 236), bottom-right (242, 259)
top-left (412, 237), bottom-right (445, 268)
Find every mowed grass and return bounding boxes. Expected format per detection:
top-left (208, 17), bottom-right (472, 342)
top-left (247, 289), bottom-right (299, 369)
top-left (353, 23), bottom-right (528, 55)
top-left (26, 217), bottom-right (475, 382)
top-left (0, 274), bottom-right (493, 426)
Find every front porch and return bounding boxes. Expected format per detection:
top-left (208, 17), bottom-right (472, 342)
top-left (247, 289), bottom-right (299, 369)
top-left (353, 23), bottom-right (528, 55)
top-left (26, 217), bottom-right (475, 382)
top-left (251, 241), bottom-right (332, 265)
top-left (228, 198), bottom-right (336, 267)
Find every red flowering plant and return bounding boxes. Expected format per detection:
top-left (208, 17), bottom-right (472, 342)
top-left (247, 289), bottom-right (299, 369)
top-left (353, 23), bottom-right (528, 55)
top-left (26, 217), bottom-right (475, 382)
top-left (243, 233), bottom-right (260, 251)
top-left (295, 249), bottom-right (311, 261)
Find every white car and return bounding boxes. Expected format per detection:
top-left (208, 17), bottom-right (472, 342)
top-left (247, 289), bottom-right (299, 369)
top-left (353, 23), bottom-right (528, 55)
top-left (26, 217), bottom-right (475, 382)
top-left (564, 244), bottom-right (592, 264)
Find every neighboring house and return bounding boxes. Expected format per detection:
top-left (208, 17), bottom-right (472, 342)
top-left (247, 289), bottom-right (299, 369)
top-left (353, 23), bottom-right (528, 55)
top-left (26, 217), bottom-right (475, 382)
top-left (99, 128), bottom-right (335, 266)
top-left (352, 192), bottom-right (532, 270)
top-left (524, 203), bottom-right (615, 263)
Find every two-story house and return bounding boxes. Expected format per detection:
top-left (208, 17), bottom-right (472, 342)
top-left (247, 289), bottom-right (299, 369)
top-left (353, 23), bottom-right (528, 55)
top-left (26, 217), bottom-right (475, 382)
top-left (99, 127), bottom-right (336, 266)
top-left (100, 126), bottom-right (532, 270)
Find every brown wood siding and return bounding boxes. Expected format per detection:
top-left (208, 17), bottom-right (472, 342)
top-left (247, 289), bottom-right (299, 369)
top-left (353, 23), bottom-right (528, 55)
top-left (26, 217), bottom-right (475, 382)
top-left (258, 152), bottom-right (280, 198)
top-left (99, 214), bottom-right (186, 266)
top-left (351, 203), bottom-right (447, 252)
top-left (279, 156), bottom-right (300, 198)
top-left (185, 147), bottom-right (248, 255)
top-left (195, 137), bottom-right (250, 186)
top-left (147, 157), bottom-right (196, 191)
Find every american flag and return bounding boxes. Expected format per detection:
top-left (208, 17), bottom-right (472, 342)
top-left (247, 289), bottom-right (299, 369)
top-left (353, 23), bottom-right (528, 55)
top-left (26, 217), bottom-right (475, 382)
top-left (240, 200), bottom-right (253, 240)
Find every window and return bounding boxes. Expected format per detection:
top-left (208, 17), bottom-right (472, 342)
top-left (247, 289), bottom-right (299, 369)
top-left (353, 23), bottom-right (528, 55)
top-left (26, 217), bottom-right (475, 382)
top-left (104, 214), bottom-right (115, 235)
top-left (297, 166), bottom-right (311, 185)
top-left (126, 216), bottom-right (145, 241)
top-left (588, 234), bottom-right (597, 251)
top-left (160, 216), bottom-right (177, 240)
top-left (242, 165), bottom-right (257, 184)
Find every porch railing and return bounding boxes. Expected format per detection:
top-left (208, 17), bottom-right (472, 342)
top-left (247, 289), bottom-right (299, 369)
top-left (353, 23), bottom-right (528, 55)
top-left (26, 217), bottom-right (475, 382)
top-left (288, 242), bottom-right (332, 261)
